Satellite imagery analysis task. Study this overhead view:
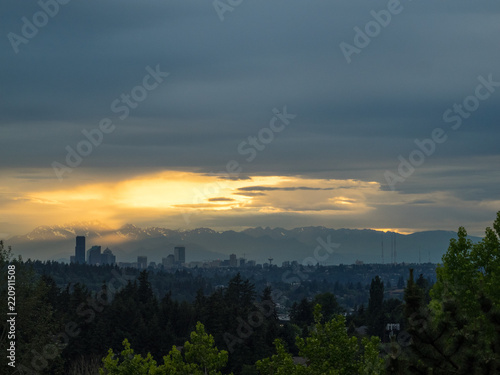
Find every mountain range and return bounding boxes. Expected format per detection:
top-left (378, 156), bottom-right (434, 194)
top-left (3, 221), bottom-right (483, 265)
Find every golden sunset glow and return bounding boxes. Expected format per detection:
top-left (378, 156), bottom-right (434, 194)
top-left (1, 169), bottom-right (383, 235)
top-left (1, 168), bottom-right (493, 239)
top-left (369, 228), bottom-right (416, 235)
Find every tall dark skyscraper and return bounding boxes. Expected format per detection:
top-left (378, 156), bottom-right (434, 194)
top-left (75, 236), bottom-right (86, 264)
top-left (229, 253), bottom-right (237, 267)
top-left (174, 246), bottom-right (185, 264)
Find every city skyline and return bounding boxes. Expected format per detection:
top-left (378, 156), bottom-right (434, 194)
top-left (68, 235), bottom-right (258, 269)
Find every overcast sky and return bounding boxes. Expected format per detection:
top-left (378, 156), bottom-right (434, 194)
top-left (1, 0), bottom-right (499, 238)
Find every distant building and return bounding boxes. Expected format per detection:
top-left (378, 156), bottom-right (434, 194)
top-left (100, 248), bottom-right (116, 265)
top-left (137, 256), bottom-right (147, 270)
top-left (229, 254), bottom-right (237, 267)
top-left (174, 246), bottom-right (185, 264)
top-left (239, 258), bottom-right (246, 267)
top-left (168, 254), bottom-right (175, 266)
top-left (386, 323), bottom-right (401, 331)
top-left (163, 254), bottom-right (175, 268)
top-left (209, 259), bottom-right (221, 268)
top-left (75, 236), bottom-right (86, 264)
top-left (87, 246), bottom-right (102, 265)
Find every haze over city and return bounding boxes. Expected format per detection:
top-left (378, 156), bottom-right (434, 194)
top-left (2, 1), bottom-right (499, 241)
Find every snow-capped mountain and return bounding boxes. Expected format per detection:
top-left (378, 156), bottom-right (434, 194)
top-left (23, 221), bottom-right (109, 241)
top-left (4, 223), bottom-right (483, 265)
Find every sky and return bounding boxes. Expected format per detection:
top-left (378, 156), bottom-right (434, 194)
top-left (1, 0), bottom-right (499, 239)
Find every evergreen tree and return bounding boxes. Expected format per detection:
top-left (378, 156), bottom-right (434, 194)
top-left (312, 292), bottom-right (341, 323)
top-left (260, 286), bottom-right (280, 350)
top-left (0, 242), bottom-right (64, 374)
top-left (367, 276), bottom-right (385, 338)
top-left (290, 298), bottom-right (314, 329)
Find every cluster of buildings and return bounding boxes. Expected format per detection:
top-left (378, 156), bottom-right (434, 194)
top-left (70, 236), bottom-right (116, 266)
top-left (184, 254), bottom-right (257, 269)
top-left (69, 236), bottom-right (262, 269)
top-left (121, 246), bottom-right (186, 270)
top-left (162, 246), bottom-right (185, 268)
top-left (70, 236), bottom-right (189, 269)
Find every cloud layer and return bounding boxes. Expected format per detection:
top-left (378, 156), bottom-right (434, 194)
top-left (1, 0), bottom-right (499, 238)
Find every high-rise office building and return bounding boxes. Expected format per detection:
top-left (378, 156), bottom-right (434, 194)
top-left (229, 254), bottom-right (237, 267)
top-left (87, 246), bottom-right (101, 265)
top-left (162, 254), bottom-right (175, 268)
top-left (101, 248), bottom-right (116, 265)
top-left (75, 236), bottom-right (86, 264)
top-left (137, 256), bottom-right (147, 270)
top-left (174, 246), bottom-right (185, 264)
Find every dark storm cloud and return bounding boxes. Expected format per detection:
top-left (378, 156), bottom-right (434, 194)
top-left (208, 197), bottom-right (235, 202)
top-left (233, 192), bottom-right (266, 197)
top-left (238, 186), bottom-right (336, 192)
top-left (407, 200), bottom-right (435, 205)
top-left (1, 0), bottom-right (499, 203)
top-left (388, 163), bottom-right (500, 202)
top-left (216, 176), bottom-right (252, 181)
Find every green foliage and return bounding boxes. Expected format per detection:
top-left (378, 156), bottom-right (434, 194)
top-left (256, 339), bottom-right (304, 375)
top-left (256, 305), bottom-right (385, 375)
top-left (182, 322), bottom-right (229, 374)
top-left (404, 212), bottom-right (500, 374)
top-left (99, 339), bottom-right (158, 375)
top-left (360, 336), bottom-right (386, 375)
top-left (100, 322), bottom-right (230, 375)
top-left (431, 214), bottom-right (500, 319)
